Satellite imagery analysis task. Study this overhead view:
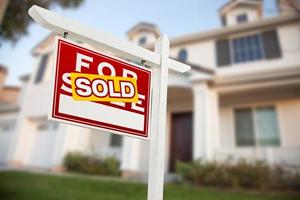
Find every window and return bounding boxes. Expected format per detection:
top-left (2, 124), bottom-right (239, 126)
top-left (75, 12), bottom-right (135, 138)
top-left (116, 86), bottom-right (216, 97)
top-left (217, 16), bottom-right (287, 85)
top-left (232, 34), bottom-right (264, 64)
top-left (110, 134), bottom-right (122, 147)
top-left (234, 106), bottom-right (280, 147)
top-left (237, 14), bottom-right (248, 23)
top-left (216, 30), bottom-right (281, 67)
top-left (178, 48), bottom-right (188, 62)
top-left (235, 108), bottom-right (255, 146)
top-left (221, 16), bottom-right (227, 26)
top-left (138, 37), bottom-right (147, 45)
top-left (0, 123), bottom-right (14, 134)
top-left (35, 54), bottom-right (49, 83)
top-left (37, 121), bottom-right (58, 131)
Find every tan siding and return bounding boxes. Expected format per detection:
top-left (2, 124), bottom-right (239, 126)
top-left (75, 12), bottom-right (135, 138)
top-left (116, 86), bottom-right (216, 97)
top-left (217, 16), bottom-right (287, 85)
top-left (278, 99), bottom-right (300, 147)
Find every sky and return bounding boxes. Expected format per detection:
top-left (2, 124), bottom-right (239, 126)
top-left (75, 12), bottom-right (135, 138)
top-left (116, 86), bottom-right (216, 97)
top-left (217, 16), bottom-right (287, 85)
top-left (0, 0), bottom-right (277, 86)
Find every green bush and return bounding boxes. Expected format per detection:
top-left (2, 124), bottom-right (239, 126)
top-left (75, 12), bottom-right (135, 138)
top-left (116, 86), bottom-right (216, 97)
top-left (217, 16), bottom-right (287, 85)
top-left (176, 159), bottom-right (299, 190)
top-left (63, 152), bottom-right (120, 176)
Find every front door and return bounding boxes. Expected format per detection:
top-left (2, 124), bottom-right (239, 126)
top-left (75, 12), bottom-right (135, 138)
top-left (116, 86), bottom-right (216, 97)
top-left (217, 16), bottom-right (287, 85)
top-left (169, 112), bottom-right (193, 172)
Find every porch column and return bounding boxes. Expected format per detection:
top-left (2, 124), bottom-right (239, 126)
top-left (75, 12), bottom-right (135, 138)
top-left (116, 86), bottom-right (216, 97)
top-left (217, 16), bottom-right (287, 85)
top-left (193, 81), bottom-right (220, 161)
top-left (120, 137), bottom-right (141, 176)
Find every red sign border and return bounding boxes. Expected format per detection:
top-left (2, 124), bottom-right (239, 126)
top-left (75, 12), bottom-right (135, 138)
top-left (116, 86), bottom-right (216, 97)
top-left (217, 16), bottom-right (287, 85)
top-left (48, 37), bottom-right (152, 140)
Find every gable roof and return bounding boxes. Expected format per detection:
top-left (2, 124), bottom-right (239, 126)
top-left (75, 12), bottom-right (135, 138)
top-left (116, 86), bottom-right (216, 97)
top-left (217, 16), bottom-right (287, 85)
top-left (169, 13), bottom-right (300, 47)
top-left (126, 22), bottom-right (161, 40)
top-left (219, 0), bottom-right (262, 17)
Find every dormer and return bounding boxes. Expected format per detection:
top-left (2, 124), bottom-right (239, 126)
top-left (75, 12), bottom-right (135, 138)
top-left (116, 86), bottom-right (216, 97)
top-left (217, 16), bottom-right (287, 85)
top-left (126, 22), bottom-right (160, 47)
top-left (219, 0), bottom-right (263, 26)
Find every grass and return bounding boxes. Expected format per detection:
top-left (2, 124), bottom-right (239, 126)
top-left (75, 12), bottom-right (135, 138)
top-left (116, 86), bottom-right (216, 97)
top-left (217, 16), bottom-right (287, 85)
top-left (0, 170), bottom-right (299, 200)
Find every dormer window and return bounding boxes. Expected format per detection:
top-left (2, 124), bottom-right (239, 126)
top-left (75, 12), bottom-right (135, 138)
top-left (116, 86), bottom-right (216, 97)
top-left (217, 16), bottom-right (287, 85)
top-left (237, 14), bottom-right (248, 24)
top-left (178, 48), bottom-right (188, 62)
top-left (138, 37), bottom-right (147, 45)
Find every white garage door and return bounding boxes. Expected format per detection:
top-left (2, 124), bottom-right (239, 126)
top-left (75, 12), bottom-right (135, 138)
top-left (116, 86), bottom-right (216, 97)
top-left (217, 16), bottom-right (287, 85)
top-left (0, 121), bottom-right (15, 163)
top-left (28, 121), bottom-right (58, 168)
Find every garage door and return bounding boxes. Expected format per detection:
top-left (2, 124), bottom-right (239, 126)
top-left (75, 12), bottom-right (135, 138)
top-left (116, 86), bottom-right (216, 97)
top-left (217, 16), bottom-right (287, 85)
top-left (28, 120), bottom-right (58, 168)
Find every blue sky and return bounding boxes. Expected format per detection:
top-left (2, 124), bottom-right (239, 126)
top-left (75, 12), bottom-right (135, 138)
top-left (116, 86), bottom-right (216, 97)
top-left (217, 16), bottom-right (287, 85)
top-left (0, 0), bottom-right (277, 86)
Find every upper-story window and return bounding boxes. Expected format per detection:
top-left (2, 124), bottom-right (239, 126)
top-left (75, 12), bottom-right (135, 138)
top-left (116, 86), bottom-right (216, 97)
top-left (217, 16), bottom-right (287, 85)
top-left (138, 36), bottom-right (147, 45)
top-left (216, 29), bottom-right (282, 67)
top-left (237, 14), bottom-right (248, 24)
top-left (178, 48), bottom-right (188, 62)
top-left (232, 34), bottom-right (264, 64)
top-left (34, 53), bottom-right (49, 84)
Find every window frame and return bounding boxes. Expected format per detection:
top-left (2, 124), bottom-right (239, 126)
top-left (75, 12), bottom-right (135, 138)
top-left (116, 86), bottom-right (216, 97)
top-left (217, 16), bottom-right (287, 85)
top-left (36, 120), bottom-right (59, 131)
top-left (0, 121), bottom-right (15, 135)
top-left (178, 48), bottom-right (188, 62)
top-left (236, 13), bottom-right (248, 24)
top-left (229, 32), bottom-right (265, 64)
top-left (109, 134), bottom-right (122, 148)
top-left (138, 36), bottom-right (147, 46)
top-left (233, 104), bottom-right (281, 148)
top-left (34, 53), bottom-right (50, 84)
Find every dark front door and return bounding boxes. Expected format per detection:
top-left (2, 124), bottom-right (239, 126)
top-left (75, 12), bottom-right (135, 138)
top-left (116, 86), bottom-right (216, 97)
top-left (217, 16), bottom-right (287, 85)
top-left (169, 112), bottom-right (193, 172)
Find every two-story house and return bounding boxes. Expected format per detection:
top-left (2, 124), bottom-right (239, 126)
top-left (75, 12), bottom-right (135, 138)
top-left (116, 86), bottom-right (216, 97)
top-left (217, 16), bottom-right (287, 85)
top-left (2, 0), bottom-right (300, 179)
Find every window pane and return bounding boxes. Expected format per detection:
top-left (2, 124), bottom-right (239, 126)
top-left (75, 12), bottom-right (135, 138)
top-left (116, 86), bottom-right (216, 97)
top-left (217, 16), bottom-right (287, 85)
top-left (110, 134), bottom-right (122, 147)
top-left (237, 14), bottom-right (248, 23)
top-left (138, 37), bottom-right (147, 45)
top-left (35, 54), bottom-right (49, 84)
top-left (178, 49), bottom-right (188, 62)
top-left (235, 108), bottom-right (255, 146)
top-left (255, 106), bottom-right (280, 146)
top-left (232, 34), bottom-right (264, 64)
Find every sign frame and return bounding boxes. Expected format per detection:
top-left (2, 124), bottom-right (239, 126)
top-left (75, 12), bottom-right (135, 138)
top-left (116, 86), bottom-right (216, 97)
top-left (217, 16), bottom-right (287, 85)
top-left (48, 37), bottom-right (153, 140)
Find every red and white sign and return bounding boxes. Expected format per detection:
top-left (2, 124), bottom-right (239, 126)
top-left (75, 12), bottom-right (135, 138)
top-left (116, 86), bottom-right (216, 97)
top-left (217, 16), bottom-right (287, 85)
top-left (49, 37), bottom-right (152, 139)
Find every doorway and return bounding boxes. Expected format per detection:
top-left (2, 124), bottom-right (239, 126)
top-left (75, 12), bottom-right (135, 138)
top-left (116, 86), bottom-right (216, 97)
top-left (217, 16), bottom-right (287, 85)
top-left (169, 112), bottom-right (193, 172)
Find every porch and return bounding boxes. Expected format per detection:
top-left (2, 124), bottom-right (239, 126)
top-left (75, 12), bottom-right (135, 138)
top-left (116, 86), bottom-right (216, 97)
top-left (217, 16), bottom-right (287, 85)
top-left (120, 69), bottom-right (300, 178)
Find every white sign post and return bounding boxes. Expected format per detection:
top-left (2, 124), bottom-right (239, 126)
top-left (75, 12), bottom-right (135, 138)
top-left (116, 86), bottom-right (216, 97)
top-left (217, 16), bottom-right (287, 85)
top-left (29, 5), bottom-right (190, 200)
top-left (147, 36), bottom-right (169, 200)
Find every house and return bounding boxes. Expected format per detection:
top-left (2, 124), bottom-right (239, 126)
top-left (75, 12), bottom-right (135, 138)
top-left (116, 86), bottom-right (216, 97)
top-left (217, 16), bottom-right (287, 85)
top-left (2, 0), bottom-right (300, 179)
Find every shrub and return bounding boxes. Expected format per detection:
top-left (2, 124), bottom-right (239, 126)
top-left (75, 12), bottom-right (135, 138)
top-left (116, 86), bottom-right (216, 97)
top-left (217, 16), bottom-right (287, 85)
top-left (176, 159), bottom-right (299, 190)
top-left (63, 152), bottom-right (120, 176)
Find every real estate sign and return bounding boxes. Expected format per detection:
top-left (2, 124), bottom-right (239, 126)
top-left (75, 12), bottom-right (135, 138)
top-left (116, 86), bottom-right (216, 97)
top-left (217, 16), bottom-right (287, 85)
top-left (49, 38), bottom-right (152, 139)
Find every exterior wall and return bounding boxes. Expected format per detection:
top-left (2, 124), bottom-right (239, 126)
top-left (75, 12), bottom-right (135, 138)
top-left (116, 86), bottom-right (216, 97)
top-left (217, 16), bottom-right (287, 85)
top-left (219, 97), bottom-right (300, 166)
top-left (9, 38), bottom-right (119, 169)
top-left (217, 22), bottom-right (300, 77)
top-left (0, 88), bottom-right (20, 104)
top-left (170, 40), bottom-right (216, 69)
top-left (278, 99), bottom-right (300, 147)
top-left (130, 31), bottom-right (157, 46)
top-left (225, 6), bottom-right (260, 26)
top-left (0, 112), bottom-right (18, 163)
top-left (170, 20), bottom-right (300, 77)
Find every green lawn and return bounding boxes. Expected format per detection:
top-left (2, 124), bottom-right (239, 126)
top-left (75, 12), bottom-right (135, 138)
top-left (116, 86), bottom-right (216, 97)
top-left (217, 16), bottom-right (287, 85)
top-left (0, 170), bottom-right (299, 200)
